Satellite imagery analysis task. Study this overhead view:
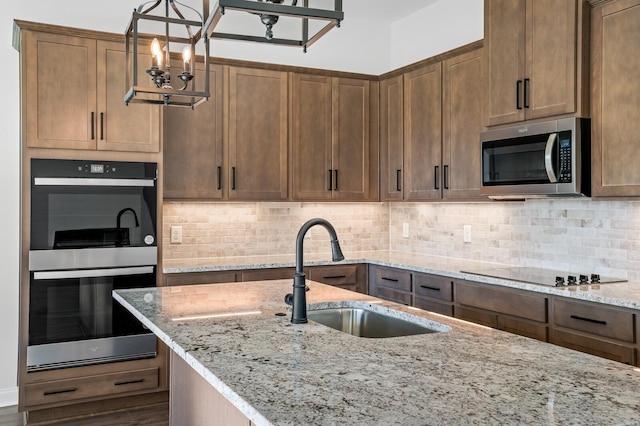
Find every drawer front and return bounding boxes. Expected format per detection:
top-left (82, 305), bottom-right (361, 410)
top-left (24, 367), bottom-right (159, 406)
top-left (413, 297), bottom-right (453, 316)
top-left (498, 316), bottom-right (548, 342)
top-left (165, 271), bottom-right (237, 286)
top-left (241, 268), bottom-right (295, 282)
top-left (308, 265), bottom-right (357, 286)
top-left (456, 282), bottom-right (547, 323)
top-left (371, 266), bottom-right (411, 292)
top-left (455, 306), bottom-right (498, 329)
top-left (372, 286), bottom-right (412, 306)
top-left (551, 329), bottom-right (636, 365)
top-left (414, 273), bottom-right (453, 301)
top-left (553, 298), bottom-right (635, 343)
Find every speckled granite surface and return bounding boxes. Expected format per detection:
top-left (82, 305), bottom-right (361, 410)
top-left (114, 281), bottom-right (640, 425)
top-left (164, 250), bottom-right (640, 309)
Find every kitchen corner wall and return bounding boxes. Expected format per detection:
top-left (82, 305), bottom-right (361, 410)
top-left (165, 199), bottom-right (640, 282)
top-left (163, 202), bottom-right (389, 259)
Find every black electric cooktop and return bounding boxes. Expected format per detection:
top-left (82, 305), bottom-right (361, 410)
top-left (462, 266), bottom-right (626, 287)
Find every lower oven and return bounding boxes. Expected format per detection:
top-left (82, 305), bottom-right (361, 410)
top-left (27, 159), bottom-right (158, 371)
top-left (27, 252), bottom-right (157, 372)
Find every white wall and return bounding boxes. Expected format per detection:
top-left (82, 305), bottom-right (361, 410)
top-left (390, 0), bottom-right (483, 69)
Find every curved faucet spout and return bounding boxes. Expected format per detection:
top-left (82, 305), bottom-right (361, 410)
top-left (116, 208), bottom-right (140, 247)
top-left (288, 218), bottom-right (344, 324)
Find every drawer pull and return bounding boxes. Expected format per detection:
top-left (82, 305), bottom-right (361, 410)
top-left (114, 379), bottom-right (145, 386)
top-left (323, 275), bottom-right (347, 280)
top-left (570, 315), bottom-right (607, 325)
top-left (420, 285), bottom-right (440, 292)
top-left (44, 388), bottom-right (77, 396)
top-left (381, 277), bottom-right (399, 282)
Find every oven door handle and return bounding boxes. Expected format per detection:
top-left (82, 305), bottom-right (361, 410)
top-left (544, 132), bottom-right (558, 183)
top-left (33, 266), bottom-right (154, 280)
top-left (33, 178), bottom-right (155, 187)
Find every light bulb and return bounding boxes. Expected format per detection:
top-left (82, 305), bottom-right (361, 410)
top-left (182, 46), bottom-right (191, 74)
top-left (151, 38), bottom-right (162, 68)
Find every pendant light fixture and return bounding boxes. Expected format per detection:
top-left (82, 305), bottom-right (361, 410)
top-left (204, 0), bottom-right (343, 52)
top-left (125, 0), bottom-right (210, 108)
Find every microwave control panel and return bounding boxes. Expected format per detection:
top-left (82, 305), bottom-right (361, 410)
top-left (558, 137), bottom-right (572, 182)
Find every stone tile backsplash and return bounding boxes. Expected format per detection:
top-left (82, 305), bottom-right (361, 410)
top-left (164, 199), bottom-right (640, 281)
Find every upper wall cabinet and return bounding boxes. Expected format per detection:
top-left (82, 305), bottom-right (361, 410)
top-left (591, 0), bottom-right (640, 196)
top-left (22, 30), bottom-right (160, 152)
top-left (484, 0), bottom-right (589, 127)
top-left (227, 66), bottom-right (288, 201)
top-left (380, 46), bottom-right (485, 201)
top-left (164, 63), bottom-right (224, 199)
top-left (291, 74), bottom-right (376, 201)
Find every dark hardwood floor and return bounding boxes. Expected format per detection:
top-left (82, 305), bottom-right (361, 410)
top-left (0, 403), bottom-right (169, 426)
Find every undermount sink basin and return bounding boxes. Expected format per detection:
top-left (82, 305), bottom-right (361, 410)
top-left (307, 305), bottom-right (450, 338)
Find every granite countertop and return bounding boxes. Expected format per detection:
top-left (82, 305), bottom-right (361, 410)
top-left (163, 250), bottom-right (640, 310)
top-left (114, 280), bottom-right (640, 425)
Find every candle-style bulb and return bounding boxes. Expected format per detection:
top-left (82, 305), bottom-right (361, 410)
top-left (151, 38), bottom-right (162, 68)
top-left (182, 46), bottom-right (191, 74)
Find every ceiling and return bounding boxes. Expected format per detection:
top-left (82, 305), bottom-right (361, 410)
top-left (343, 0), bottom-right (439, 23)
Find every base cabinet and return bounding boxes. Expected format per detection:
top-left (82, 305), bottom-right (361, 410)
top-left (171, 352), bottom-right (252, 426)
top-left (308, 264), bottom-right (367, 294)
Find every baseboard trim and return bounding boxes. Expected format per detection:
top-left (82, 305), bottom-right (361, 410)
top-left (0, 386), bottom-right (19, 408)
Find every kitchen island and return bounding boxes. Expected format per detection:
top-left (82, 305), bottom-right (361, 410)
top-left (114, 279), bottom-right (640, 425)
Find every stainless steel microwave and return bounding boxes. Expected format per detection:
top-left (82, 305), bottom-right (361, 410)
top-left (480, 118), bottom-right (590, 199)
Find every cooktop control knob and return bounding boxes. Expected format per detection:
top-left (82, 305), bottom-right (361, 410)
top-left (591, 274), bottom-right (601, 283)
top-left (555, 276), bottom-right (565, 286)
top-left (567, 275), bottom-right (577, 285)
top-left (579, 274), bottom-right (589, 284)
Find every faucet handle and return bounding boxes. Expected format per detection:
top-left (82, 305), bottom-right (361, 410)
top-left (284, 293), bottom-right (293, 306)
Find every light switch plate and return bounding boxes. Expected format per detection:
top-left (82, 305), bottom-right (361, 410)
top-left (402, 223), bottom-right (409, 238)
top-left (463, 225), bottom-right (471, 243)
top-left (170, 225), bottom-right (182, 244)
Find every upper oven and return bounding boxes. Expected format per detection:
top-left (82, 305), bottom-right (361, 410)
top-left (480, 118), bottom-right (590, 199)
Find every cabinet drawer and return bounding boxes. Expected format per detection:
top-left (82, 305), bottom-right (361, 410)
top-left (413, 297), bottom-right (453, 316)
top-left (372, 287), bottom-right (412, 306)
top-left (240, 268), bottom-right (295, 282)
top-left (551, 329), bottom-right (635, 365)
top-left (498, 316), bottom-right (548, 342)
top-left (414, 273), bottom-right (453, 301)
top-left (371, 266), bottom-right (411, 292)
top-left (24, 367), bottom-right (159, 406)
top-left (455, 306), bottom-right (498, 328)
top-left (308, 265), bottom-right (357, 286)
top-left (165, 271), bottom-right (237, 286)
top-left (456, 282), bottom-right (547, 323)
top-left (553, 299), bottom-right (635, 343)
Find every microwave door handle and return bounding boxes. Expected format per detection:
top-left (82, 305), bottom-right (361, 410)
top-left (33, 266), bottom-right (154, 280)
top-left (544, 133), bottom-right (559, 183)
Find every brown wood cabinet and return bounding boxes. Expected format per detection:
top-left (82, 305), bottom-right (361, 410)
top-left (381, 45), bottom-right (485, 201)
top-left (550, 297), bottom-right (637, 364)
top-left (368, 265), bottom-right (412, 305)
top-left (455, 280), bottom-right (549, 341)
top-left (21, 29), bottom-right (159, 152)
top-left (227, 66), bottom-right (288, 200)
top-left (484, 0), bottom-right (589, 126)
top-left (291, 75), bottom-right (375, 201)
top-left (413, 272), bottom-right (454, 316)
top-left (590, 0), bottom-right (640, 196)
top-left (308, 264), bottom-right (367, 294)
top-left (164, 63), bottom-right (224, 199)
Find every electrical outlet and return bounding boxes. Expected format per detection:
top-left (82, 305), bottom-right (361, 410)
top-left (402, 223), bottom-right (409, 238)
top-left (170, 225), bottom-right (182, 244)
top-left (463, 225), bottom-right (471, 243)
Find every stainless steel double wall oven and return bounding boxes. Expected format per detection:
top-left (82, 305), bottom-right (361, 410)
top-left (28, 159), bottom-right (158, 371)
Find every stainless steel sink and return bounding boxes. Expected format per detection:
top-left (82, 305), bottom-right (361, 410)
top-left (307, 306), bottom-right (447, 338)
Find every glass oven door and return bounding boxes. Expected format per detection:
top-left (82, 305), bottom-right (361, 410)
top-left (27, 265), bottom-right (157, 371)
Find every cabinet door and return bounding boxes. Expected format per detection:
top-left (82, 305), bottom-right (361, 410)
top-left (164, 63), bottom-right (224, 199)
top-left (525, 0), bottom-right (577, 120)
top-left (379, 75), bottom-right (404, 201)
top-left (332, 78), bottom-right (371, 201)
top-left (96, 40), bottom-right (160, 152)
top-left (442, 48), bottom-right (484, 200)
top-left (228, 67), bottom-right (288, 200)
top-left (24, 31), bottom-right (97, 149)
top-left (291, 74), bottom-right (332, 200)
top-left (403, 63), bottom-right (442, 200)
top-left (591, 0), bottom-right (640, 196)
top-left (484, 0), bottom-right (526, 126)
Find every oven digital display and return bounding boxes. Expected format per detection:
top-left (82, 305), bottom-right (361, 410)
top-left (90, 164), bottom-right (105, 173)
